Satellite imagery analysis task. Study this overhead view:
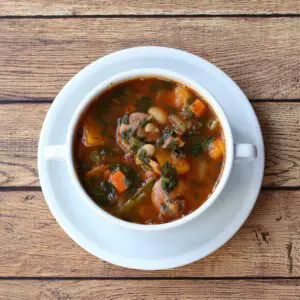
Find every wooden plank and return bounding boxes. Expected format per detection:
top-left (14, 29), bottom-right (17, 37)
top-left (0, 102), bottom-right (299, 187)
top-left (0, 280), bottom-right (300, 299)
top-left (1, 1), bottom-right (300, 16)
top-left (0, 18), bottom-right (299, 100)
top-left (0, 190), bottom-right (299, 277)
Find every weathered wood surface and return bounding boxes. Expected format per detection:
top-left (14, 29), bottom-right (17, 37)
top-left (1, 1), bottom-right (300, 16)
top-left (0, 18), bottom-right (299, 100)
top-left (0, 102), bottom-right (298, 187)
top-left (0, 190), bottom-right (299, 277)
top-left (1, 2), bottom-right (300, 298)
top-left (0, 279), bottom-right (300, 299)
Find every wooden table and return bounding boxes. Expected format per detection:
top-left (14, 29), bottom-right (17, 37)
top-left (0, 1), bottom-right (300, 299)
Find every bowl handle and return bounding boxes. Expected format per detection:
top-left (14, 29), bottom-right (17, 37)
top-left (44, 145), bottom-right (67, 161)
top-left (234, 144), bottom-right (257, 161)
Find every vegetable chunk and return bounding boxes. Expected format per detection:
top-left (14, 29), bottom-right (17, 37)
top-left (189, 99), bottom-right (207, 117)
top-left (209, 137), bottom-right (225, 160)
top-left (175, 84), bottom-right (192, 109)
top-left (109, 170), bottom-right (128, 193)
top-left (82, 117), bottom-right (106, 147)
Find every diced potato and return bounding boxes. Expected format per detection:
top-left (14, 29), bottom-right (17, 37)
top-left (175, 84), bottom-right (192, 109)
top-left (189, 99), bottom-right (207, 117)
top-left (148, 106), bottom-right (168, 125)
top-left (172, 157), bottom-right (190, 175)
top-left (156, 149), bottom-right (190, 175)
top-left (156, 148), bottom-right (171, 167)
top-left (209, 138), bottom-right (225, 160)
top-left (82, 117), bottom-right (106, 147)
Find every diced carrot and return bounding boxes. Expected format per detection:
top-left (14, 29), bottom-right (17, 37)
top-left (82, 117), bottom-right (106, 147)
top-left (209, 138), bottom-right (225, 160)
top-left (171, 157), bottom-right (190, 175)
top-left (109, 170), bottom-right (128, 193)
top-left (189, 99), bottom-right (207, 117)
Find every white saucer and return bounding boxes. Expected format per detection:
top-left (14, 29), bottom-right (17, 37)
top-left (38, 47), bottom-right (264, 270)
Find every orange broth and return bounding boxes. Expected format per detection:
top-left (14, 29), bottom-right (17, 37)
top-left (74, 77), bottom-right (225, 224)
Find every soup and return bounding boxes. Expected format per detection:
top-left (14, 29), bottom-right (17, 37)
top-left (74, 77), bottom-right (225, 224)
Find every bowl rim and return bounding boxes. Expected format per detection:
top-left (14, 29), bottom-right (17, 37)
top-left (65, 68), bottom-right (234, 231)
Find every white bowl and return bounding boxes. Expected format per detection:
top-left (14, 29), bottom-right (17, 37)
top-left (44, 68), bottom-right (256, 232)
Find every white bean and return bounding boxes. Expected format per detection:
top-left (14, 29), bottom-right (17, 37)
top-left (141, 144), bottom-right (156, 157)
top-left (148, 106), bottom-right (168, 125)
top-left (145, 123), bottom-right (159, 133)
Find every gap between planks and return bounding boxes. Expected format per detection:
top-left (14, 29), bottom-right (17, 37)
top-left (0, 276), bottom-right (300, 281)
top-left (1, 14), bottom-right (300, 19)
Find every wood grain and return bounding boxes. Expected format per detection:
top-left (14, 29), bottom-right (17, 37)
top-left (0, 18), bottom-right (299, 100)
top-left (0, 189), bottom-right (299, 277)
top-left (0, 280), bottom-right (300, 299)
top-left (1, 1), bottom-right (300, 16)
top-left (0, 102), bottom-right (299, 187)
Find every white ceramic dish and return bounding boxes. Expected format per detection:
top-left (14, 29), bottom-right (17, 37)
top-left (44, 68), bottom-right (256, 231)
top-left (38, 46), bottom-right (264, 270)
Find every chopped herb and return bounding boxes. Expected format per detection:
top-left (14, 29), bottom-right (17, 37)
top-left (186, 136), bottom-right (215, 156)
top-left (90, 151), bottom-right (101, 165)
top-left (161, 176), bottom-right (178, 193)
top-left (181, 106), bottom-right (194, 120)
top-left (202, 136), bottom-right (215, 148)
top-left (150, 80), bottom-right (175, 92)
top-left (156, 128), bottom-right (177, 148)
top-left (101, 180), bottom-right (116, 194)
top-left (156, 137), bottom-right (164, 147)
top-left (185, 120), bottom-right (204, 137)
top-left (140, 115), bottom-right (153, 128)
top-left (118, 113), bottom-right (129, 125)
top-left (85, 178), bottom-right (116, 207)
top-left (136, 96), bottom-right (153, 112)
top-left (161, 161), bottom-right (178, 193)
top-left (90, 147), bottom-right (114, 165)
top-left (136, 148), bottom-right (150, 165)
top-left (172, 147), bottom-right (185, 158)
top-left (121, 128), bottom-right (133, 142)
top-left (164, 128), bottom-right (177, 139)
top-left (162, 161), bottom-right (175, 177)
top-left (166, 140), bottom-right (180, 152)
top-left (129, 137), bottom-right (144, 153)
